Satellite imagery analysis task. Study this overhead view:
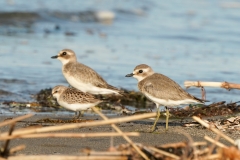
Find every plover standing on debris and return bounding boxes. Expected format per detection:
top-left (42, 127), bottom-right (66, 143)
top-left (51, 49), bottom-right (122, 95)
top-left (125, 64), bottom-right (205, 131)
top-left (52, 85), bottom-right (102, 118)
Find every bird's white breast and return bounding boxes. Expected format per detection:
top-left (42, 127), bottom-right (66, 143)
top-left (63, 73), bottom-right (119, 95)
top-left (58, 100), bottom-right (97, 111)
top-left (144, 93), bottom-right (201, 107)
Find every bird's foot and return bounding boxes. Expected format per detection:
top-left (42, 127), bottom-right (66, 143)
top-left (150, 126), bottom-right (157, 133)
top-left (72, 115), bottom-right (81, 119)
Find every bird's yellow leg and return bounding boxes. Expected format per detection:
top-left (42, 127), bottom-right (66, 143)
top-left (73, 111), bottom-right (78, 119)
top-left (80, 110), bottom-right (84, 117)
top-left (151, 107), bottom-right (160, 132)
top-left (76, 111), bottom-right (81, 119)
top-left (74, 111), bottom-right (84, 119)
top-left (165, 107), bottom-right (169, 131)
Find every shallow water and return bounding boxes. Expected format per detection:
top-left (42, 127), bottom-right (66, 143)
top-left (0, 0), bottom-right (240, 114)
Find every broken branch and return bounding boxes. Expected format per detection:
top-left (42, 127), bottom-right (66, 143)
top-left (184, 81), bottom-right (240, 90)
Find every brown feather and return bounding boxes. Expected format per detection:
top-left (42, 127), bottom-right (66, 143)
top-left (138, 73), bottom-right (204, 103)
top-left (61, 87), bottom-right (102, 104)
top-left (63, 62), bottom-right (121, 92)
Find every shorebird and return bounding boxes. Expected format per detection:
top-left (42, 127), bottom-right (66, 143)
top-left (51, 49), bottom-right (122, 95)
top-left (125, 64), bottom-right (205, 131)
top-left (52, 85), bottom-right (102, 118)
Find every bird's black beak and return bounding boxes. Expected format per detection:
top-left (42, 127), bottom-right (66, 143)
top-left (125, 73), bottom-right (134, 77)
top-left (51, 55), bottom-right (58, 59)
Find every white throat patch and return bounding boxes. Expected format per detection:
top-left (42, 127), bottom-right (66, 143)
top-left (59, 58), bottom-right (70, 65)
top-left (133, 74), bottom-right (145, 82)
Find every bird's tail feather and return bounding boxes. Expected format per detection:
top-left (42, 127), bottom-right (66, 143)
top-left (194, 96), bottom-right (209, 103)
top-left (107, 84), bottom-right (125, 96)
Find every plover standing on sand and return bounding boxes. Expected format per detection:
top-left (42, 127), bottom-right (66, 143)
top-left (51, 49), bottom-right (122, 95)
top-left (125, 64), bottom-right (205, 131)
top-left (52, 85), bottom-right (102, 118)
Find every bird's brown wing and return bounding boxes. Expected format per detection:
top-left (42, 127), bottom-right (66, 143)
top-left (62, 88), bottom-right (101, 104)
top-left (70, 63), bottom-right (120, 92)
top-left (139, 73), bottom-right (204, 102)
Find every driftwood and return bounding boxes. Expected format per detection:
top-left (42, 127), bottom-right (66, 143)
top-left (184, 81), bottom-right (240, 90)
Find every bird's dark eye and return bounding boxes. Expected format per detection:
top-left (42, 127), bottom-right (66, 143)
top-left (62, 52), bottom-right (67, 56)
top-left (139, 70), bottom-right (143, 73)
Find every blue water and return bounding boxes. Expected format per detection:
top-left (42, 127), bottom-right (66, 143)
top-left (0, 0), bottom-right (240, 104)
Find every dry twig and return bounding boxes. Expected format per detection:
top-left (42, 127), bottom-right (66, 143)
top-left (193, 116), bottom-right (235, 145)
top-left (82, 151), bottom-right (130, 156)
top-left (1, 112), bottom-right (156, 137)
top-left (91, 106), bottom-right (149, 160)
top-left (0, 132), bottom-right (139, 140)
top-left (9, 145), bottom-right (26, 155)
top-left (7, 155), bottom-right (128, 160)
top-left (207, 134), bottom-right (221, 157)
top-left (204, 136), bottom-right (227, 148)
top-left (205, 154), bottom-right (221, 160)
top-left (1, 123), bottom-right (15, 157)
top-left (193, 142), bottom-right (207, 147)
top-left (0, 114), bottom-right (33, 128)
top-left (147, 146), bottom-right (180, 160)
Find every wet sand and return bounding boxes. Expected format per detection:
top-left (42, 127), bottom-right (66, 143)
top-left (0, 114), bottom-right (238, 156)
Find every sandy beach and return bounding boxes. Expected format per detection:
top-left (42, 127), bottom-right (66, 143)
top-left (0, 114), bottom-right (238, 156)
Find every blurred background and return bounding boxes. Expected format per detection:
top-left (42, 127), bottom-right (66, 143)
top-left (0, 0), bottom-right (240, 105)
